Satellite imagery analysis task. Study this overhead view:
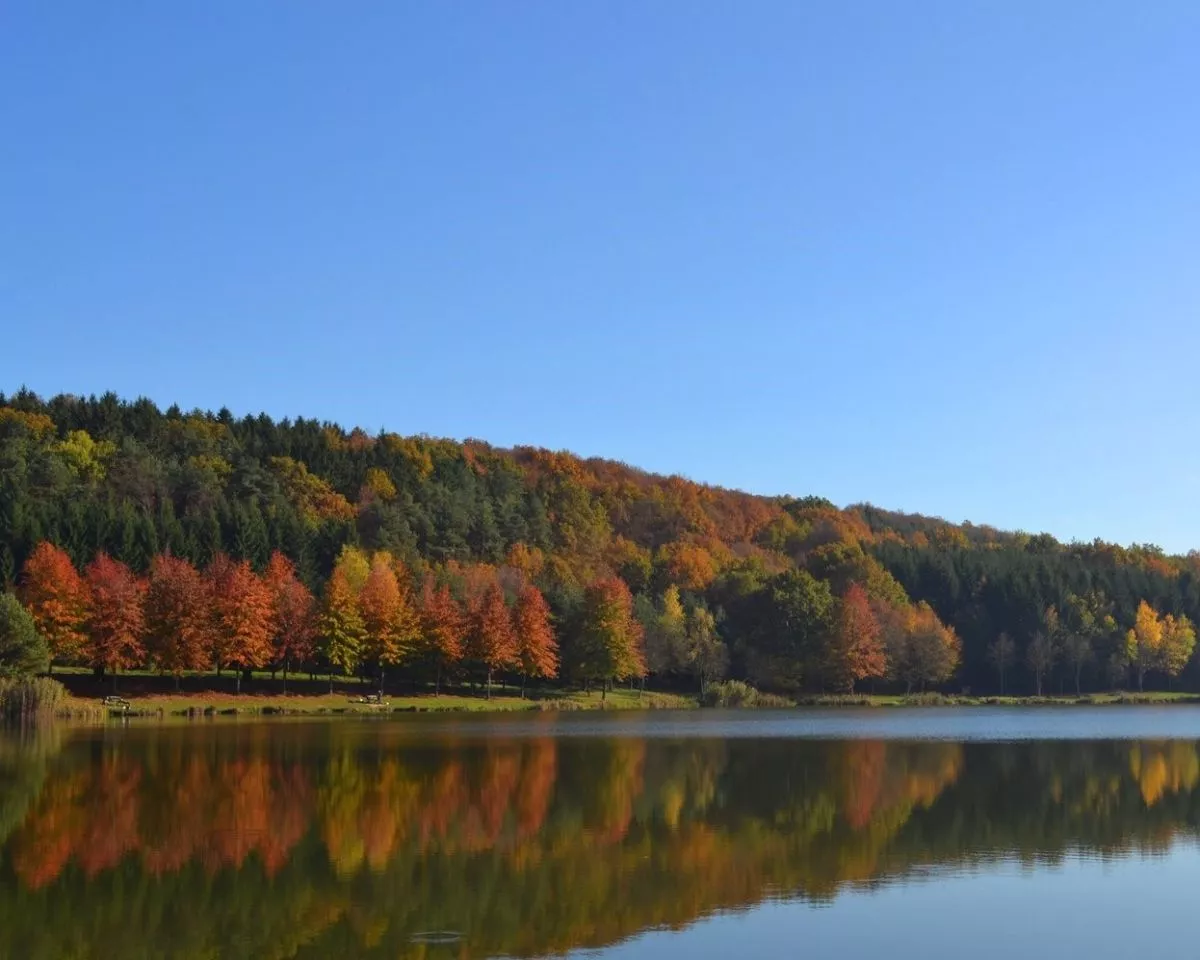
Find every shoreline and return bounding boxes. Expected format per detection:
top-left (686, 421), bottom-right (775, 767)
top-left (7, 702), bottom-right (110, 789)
top-left (48, 688), bottom-right (1200, 721)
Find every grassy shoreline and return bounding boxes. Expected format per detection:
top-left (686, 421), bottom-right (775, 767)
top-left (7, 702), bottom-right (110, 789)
top-left (48, 688), bottom-right (1200, 721)
top-left (65, 688), bottom-right (694, 719)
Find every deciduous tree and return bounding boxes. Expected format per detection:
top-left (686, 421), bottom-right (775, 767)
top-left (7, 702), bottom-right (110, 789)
top-left (880, 601), bottom-right (959, 694)
top-left (907, 603), bottom-right (960, 691)
top-left (468, 583), bottom-right (518, 698)
top-left (683, 604), bottom-right (728, 694)
top-left (359, 554), bottom-right (420, 694)
top-left (754, 570), bottom-right (835, 690)
top-left (145, 554), bottom-right (212, 689)
top-left (1026, 632), bottom-right (1055, 696)
top-left (84, 553), bottom-right (146, 685)
top-left (319, 565), bottom-right (365, 692)
top-left (19, 542), bottom-right (90, 673)
top-left (1128, 601), bottom-right (1163, 692)
top-left (263, 551), bottom-right (317, 691)
top-left (513, 584), bottom-right (557, 697)
top-left (827, 583), bottom-right (886, 693)
top-left (419, 578), bottom-right (464, 696)
top-left (207, 554), bottom-right (274, 693)
top-left (1161, 614), bottom-right (1196, 683)
top-left (986, 633), bottom-right (1015, 695)
top-left (644, 585), bottom-right (686, 677)
top-left (575, 577), bottom-right (645, 698)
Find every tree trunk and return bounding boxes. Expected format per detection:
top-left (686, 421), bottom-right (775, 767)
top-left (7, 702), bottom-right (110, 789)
top-left (379, 666), bottom-right (385, 698)
top-left (1075, 665), bottom-right (1082, 697)
top-left (175, 673), bottom-right (181, 692)
top-left (236, 671), bottom-right (242, 695)
top-left (435, 665), bottom-right (441, 697)
top-left (601, 679), bottom-right (608, 702)
top-left (486, 667), bottom-right (493, 700)
top-left (521, 675), bottom-right (527, 699)
top-left (282, 660), bottom-right (289, 694)
top-left (329, 672), bottom-right (334, 695)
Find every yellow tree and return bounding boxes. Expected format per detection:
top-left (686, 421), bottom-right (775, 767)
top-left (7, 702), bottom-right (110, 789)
top-left (1128, 601), bottom-right (1163, 692)
top-left (1161, 614), bottom-right (1197, 685)
top-left (320, 561), bottom-right (366, 693)
top-left (359, 553), bottom-right (420, 695)
top-left (645, 585), bottom-right (686, 676)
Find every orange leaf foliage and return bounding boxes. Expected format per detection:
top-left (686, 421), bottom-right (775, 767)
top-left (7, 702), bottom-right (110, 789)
top-left (514, 584), bottom-right (558, 681)
top-left (145, 554), bottom-right (213, 677)
top-left (468, 583), bottom-right (519, 676)
top-left (360, 554), bottom-right (419, 667)
top-left (19, 541), bottom-right (91, 664)
top-left (207, 554), bottom-right (274, 672)
top-left (830, 583), bottom-right (886, 692)
top-left (263, 551), bottom-right (317, 666)
top-left (84, 553), bottom-right (146, 673)
top-left (419, 578), bottom-right (464, 665)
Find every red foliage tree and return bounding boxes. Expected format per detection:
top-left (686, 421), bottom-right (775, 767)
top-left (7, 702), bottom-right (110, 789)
top-left (513, 584), bottom-right (558, 697)
top-left (19, 541), bottom-right (91, 672)
top-left (207, 554), bottom-right (274, 693)
top-left (829, 582), bottom-right (886, 692)
top-left (145, 554), bottom-right (212, 688)
top-left (468, 583), bottom-right (519, 698)
top-left (84, 553), bottom-right (146, 685)
top-left (419, 577), bottom-right (464, 696)
top-left (263, 551), bottom-right (317, 691)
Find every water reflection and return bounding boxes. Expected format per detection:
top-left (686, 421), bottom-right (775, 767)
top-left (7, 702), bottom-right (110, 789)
top-left (2, 721), bottom-right (1200, 958)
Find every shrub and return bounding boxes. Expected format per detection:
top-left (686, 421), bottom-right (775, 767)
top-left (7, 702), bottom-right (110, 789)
top-left (701, 680), bottom-right (793, 709)
top-left (795, 694), bottom-right (873, 706)
top-left (902, 692), bottom-right (954, 706)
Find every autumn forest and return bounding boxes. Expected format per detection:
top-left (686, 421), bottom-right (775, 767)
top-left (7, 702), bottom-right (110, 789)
top-left (2, 388), bottom-right (1200, 698)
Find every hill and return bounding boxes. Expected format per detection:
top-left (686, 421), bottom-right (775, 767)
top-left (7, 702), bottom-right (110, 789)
top-left (2, 387), bottom-right (1198, 697)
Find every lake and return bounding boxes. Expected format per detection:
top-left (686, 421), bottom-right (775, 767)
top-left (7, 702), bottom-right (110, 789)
top-left (4, 707), bottom-right (1200, 958)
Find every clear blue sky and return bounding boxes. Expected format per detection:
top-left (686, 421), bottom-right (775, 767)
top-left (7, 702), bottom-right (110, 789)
top-left (4, 3), bottom-right (1200, 551)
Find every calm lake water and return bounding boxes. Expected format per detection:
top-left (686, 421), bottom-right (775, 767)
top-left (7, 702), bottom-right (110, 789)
top-left (4, 707), bottom-right (1200, 958)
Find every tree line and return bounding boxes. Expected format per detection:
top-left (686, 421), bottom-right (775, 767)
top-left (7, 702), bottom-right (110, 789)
top-left (9, 540), bottom-right (574, 697)
top-left (5, 388), bottom-right (1200, 695)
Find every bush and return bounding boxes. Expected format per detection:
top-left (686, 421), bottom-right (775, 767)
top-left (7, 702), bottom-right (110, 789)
top-left (701, 680), bottom-right (793, 709)
top-left (0, 677), bottom-right (67, 720)
top-left (794, 694), bottom-right (873, 706)
top-left (901, 692), bottom-right (954, 706)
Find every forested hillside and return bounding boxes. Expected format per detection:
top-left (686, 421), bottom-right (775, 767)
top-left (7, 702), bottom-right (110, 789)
top-left (2, 388), bottom-right (1198, 696)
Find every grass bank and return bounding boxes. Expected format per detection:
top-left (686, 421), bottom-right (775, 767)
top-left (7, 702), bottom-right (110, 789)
top-left (71, 687), bottom-right (695, 719)
top-left (790, 691), bottom-right (1200, 707)
top-left (31, 670), bottom-right (1200, 721)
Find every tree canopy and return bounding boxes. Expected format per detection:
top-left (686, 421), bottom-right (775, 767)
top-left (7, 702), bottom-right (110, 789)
top-left (4, 387), bottom-right (1200, 695)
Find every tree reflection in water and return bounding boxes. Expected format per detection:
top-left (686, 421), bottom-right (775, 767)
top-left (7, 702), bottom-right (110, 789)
top-left (2, 722), bottom-right (1199, 959)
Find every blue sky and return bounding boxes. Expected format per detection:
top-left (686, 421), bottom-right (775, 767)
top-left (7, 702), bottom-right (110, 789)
top-left (4, 3), bottom-right (1200, 551)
